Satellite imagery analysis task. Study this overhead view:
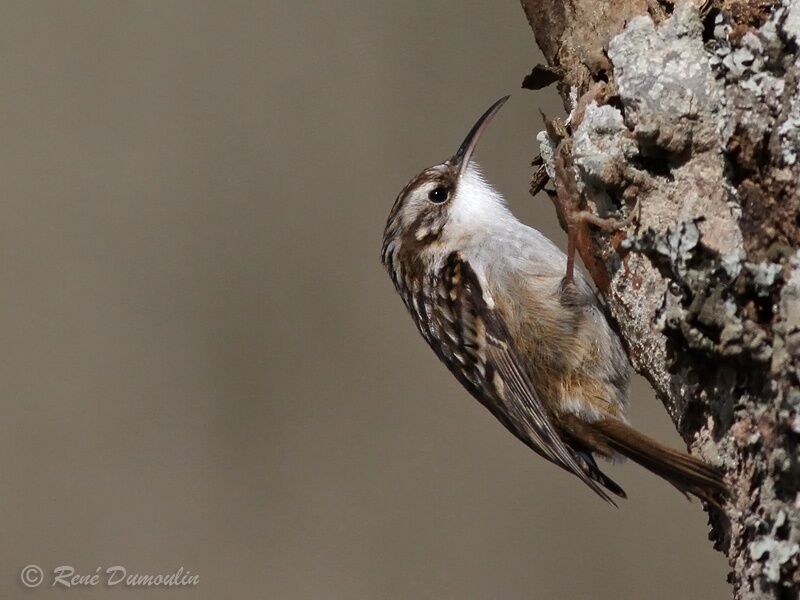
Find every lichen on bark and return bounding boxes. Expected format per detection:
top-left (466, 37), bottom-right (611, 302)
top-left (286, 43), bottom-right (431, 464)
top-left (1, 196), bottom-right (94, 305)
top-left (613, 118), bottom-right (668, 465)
top-left (521, 0), bottom-right (800, 597)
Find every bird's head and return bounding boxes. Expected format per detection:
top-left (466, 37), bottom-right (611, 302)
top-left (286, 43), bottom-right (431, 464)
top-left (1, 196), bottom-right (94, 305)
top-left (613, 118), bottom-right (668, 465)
top-left (381, 96), bottom-right (512, 274)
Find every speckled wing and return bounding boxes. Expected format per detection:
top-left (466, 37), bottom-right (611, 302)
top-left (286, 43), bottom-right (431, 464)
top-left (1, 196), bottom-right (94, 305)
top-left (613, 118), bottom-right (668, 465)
top-left (425, 253), bottom-right (618, 505)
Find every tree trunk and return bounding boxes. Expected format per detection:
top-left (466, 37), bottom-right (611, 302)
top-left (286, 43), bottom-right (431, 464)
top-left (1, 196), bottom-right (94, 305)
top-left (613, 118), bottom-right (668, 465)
top-left (519, 0), bottom-right (800, 597)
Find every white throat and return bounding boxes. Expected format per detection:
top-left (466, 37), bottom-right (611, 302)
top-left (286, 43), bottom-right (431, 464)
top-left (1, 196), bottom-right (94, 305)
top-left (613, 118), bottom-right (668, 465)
top-left (441, 164), bottom-right (516, 249)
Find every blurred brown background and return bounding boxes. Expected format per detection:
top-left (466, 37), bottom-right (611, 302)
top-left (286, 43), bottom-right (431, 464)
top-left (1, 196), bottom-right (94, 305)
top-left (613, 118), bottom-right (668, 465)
top-left (0, 1), bottom-right (728, 599)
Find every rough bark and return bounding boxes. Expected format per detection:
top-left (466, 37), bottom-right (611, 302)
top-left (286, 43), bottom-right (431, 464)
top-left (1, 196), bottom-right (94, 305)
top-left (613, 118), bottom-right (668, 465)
top-left (520, 0), bottom-right (800, 598)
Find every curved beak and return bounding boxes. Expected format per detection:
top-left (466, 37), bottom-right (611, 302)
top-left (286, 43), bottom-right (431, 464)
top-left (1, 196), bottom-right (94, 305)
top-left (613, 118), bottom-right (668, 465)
top-left (451, 95), bottom-right (509, 178)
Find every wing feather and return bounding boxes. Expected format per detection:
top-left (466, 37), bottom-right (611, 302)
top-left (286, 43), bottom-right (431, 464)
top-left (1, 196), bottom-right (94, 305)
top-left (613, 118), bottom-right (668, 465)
top-left (441, 254), bottom-right (618, 505)
top-left (484, 323), bottom-right (617, 505)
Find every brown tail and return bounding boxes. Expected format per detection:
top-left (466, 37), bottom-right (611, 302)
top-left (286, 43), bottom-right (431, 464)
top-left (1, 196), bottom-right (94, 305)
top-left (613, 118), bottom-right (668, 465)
top-left (591, 418), bottom-right (728, 506)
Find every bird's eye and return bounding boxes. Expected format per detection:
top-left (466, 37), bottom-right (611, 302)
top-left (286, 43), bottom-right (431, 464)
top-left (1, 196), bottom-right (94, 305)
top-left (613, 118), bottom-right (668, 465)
top-left (428, 186), bottom-right (450, 204)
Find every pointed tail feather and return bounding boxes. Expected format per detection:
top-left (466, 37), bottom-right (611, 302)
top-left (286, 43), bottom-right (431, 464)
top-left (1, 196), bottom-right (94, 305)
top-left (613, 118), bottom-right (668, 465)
top-left (591, 418), bottom-right (728, 506)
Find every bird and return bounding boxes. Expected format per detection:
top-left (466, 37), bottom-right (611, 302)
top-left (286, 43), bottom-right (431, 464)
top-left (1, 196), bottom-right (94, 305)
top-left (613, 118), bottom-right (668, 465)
top-left (380, 96), bottom-right (727, 506)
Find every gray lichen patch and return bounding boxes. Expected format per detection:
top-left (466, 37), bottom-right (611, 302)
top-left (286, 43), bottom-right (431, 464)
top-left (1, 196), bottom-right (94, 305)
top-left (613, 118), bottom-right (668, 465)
top-left (772, 251), bottom-right (800, 373)
top-left (667, 155), bottom-right (742, 258)
top-left (749, 509), bottom-right (800, 583)
top-left (601, 4), bottom-right (743, 255)
top-left (712, 0), bottom-right (800, 261)
top-left (572, 102), bottom-right (640, 191)
top-left (536, 130), bottom-right (558, 179)
top-left (750, 538), bottom-right (799, 583)
top-left (779, 252), bottom-right (800, 331)
top-left (776, 90), bottom-right (800, 167)
top-left (608, 4), bottom-right (724, 154)
top-left (785, 0), bottom-right (800, 41)
top-left (639, 220), bottom-right (774, 362)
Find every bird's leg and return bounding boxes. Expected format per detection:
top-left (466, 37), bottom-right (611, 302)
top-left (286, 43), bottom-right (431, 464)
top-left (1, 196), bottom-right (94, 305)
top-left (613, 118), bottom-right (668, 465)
top-left (551, 134), bottom-right (582, 287)
top-left (538, 112), bottom-right (579, 285)
top-left (547, 111), bottom-right (640, 291)
top-left (571, 201), bottom-right (641, 234)
top-left (569, 200), bottom-right (641, 280)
